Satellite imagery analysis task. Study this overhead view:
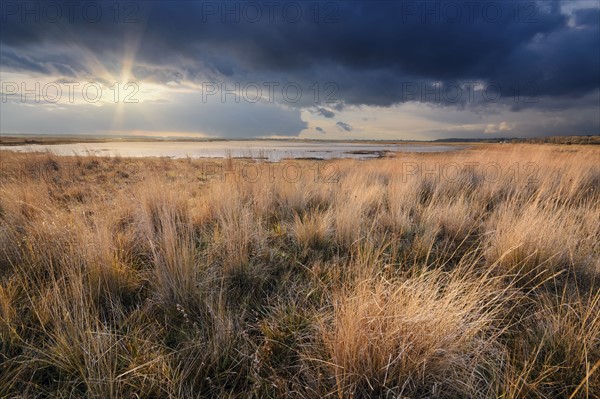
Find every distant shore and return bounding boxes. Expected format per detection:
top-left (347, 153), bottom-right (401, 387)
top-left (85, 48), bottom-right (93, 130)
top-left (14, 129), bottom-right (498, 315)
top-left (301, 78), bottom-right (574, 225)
top-left (0, 135), bottom-right (463, 147)
top-left (0, 134), bottom-right (598, 146)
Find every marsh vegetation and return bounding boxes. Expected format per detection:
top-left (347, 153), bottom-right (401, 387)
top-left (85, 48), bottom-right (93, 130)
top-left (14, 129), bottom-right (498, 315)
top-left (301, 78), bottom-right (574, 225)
top-left (0, 145), bottom-right (598, 398)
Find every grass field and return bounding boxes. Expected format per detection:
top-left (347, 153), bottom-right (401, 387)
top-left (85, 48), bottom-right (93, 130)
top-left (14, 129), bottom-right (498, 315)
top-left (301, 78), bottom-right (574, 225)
top-left (0, 144), bottom-right (599, 398)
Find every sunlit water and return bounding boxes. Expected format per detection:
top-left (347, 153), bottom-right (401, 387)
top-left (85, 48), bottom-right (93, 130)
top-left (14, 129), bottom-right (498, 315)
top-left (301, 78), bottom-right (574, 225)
top-left (1, 141), bottom-right (463, 161)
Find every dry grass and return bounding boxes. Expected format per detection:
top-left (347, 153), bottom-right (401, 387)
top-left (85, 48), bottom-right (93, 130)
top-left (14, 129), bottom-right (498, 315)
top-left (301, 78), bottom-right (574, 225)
top-left (320, 267), bottom-right (512, 398)
top-left (0, 144), bottom-right (599, 398)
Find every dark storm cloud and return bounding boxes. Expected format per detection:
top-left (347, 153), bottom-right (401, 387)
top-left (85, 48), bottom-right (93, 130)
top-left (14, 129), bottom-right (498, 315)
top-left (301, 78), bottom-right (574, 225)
top-left (1, 1), bottom-right (598, 111)
top-left (574, 8), bottom-right (600, 27)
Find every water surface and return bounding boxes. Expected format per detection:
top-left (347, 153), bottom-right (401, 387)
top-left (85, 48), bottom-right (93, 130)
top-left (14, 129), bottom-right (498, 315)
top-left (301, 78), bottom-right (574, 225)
top-left (1, 141), bottom-right (463, 161)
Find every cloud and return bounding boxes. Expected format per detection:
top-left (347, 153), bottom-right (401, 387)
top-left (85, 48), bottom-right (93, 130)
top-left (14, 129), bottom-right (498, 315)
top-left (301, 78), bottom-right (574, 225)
top-left (336, 121), bottom-right (353, 132)
top-left (574, 8), bottom-right (600, 27)
top-left (314, 107), bottom-right (335, 118)
top-left (0, 1), bottom-right (598, 138)
top-left (2, 2), bottom-right (598, 105)
top-left (484, 122), bottom-right (516, 134)
top-left (0, 91), bottom-right (308, 138)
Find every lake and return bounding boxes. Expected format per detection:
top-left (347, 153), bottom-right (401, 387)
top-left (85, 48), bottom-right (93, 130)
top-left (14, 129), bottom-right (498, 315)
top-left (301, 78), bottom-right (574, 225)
top-left (0, 141), bottom-right (463, 161)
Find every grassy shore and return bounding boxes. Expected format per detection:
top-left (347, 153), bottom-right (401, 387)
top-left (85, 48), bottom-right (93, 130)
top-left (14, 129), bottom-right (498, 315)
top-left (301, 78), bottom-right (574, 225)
top-left (0, 144), bottom-right (599, 398)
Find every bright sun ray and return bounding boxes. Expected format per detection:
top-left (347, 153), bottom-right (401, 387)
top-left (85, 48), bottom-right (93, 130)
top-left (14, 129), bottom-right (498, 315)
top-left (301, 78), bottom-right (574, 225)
top-left (110, 24), bottom-right (147, 133)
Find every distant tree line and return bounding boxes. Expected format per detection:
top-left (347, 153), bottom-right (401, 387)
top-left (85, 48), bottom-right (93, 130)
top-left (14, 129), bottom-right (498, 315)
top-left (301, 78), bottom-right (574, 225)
top-left (435, 135), bottom-right (600, 145)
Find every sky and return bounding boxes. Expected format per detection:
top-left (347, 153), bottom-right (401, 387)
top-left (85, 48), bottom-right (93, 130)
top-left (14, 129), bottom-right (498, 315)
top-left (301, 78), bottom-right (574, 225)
top-left (1, 0), bottom-right (599, 140)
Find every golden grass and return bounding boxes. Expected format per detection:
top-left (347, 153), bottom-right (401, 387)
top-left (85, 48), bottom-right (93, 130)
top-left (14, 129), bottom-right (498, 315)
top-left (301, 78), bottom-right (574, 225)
top-left (320, 267), bottom-right (511, 398)
top-left (0, 144), bottom-right (598, 398)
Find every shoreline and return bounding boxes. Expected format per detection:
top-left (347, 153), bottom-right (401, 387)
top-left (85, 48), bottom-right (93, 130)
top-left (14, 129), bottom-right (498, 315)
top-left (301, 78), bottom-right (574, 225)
top-left (0, 135), bottom-right (470, 147)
